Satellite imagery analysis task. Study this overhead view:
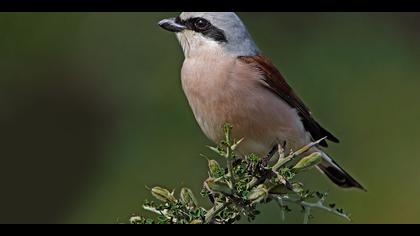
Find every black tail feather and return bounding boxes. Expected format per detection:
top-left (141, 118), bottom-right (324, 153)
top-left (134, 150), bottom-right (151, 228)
top-left (318, 153), bottom-right (366, 191)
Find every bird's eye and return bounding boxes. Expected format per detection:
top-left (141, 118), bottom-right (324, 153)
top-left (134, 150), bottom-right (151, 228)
top-left (194, 18), bottom-right (210, 31)
top-left (175, 16), bottom-right (182, 24)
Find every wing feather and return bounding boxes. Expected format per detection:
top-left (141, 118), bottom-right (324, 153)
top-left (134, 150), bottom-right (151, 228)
top-left (238, 55), bottom-right (339, 147)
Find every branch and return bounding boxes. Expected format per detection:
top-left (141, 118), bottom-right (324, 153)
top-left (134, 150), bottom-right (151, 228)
top-left (272, 194), bottom-right (351, 223)
top-left (204, 202), bottom-right (231, 223)
top-left (129, 124), bottom-right (352, 224)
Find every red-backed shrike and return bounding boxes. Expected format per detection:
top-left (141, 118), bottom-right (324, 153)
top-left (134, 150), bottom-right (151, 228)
top-left (159, 12), bottom-right (364, 190)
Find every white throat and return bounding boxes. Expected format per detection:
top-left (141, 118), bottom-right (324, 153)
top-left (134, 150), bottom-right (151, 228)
top-left (176, 30), bottom-right (227, 59)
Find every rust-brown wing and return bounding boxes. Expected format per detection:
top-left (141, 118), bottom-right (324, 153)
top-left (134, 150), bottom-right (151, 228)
top-left (238, 55), bottom-right (339, 147)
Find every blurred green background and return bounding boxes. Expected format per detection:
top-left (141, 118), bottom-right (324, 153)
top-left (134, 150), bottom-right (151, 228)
top-left (1, 12), bottom-right (420, 224)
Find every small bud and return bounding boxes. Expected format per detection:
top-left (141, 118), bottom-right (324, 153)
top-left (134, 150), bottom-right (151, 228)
top-left (180, 187), bottom-right (198, 208)
top-left (151, 186), bottom-right (177, 203)
top-left (208, 159), bottom-right (222, 176)
top-left (223, 123), bottom-right (233, 143)
top-left (247, 184), bottom-right (268, 204)
top-left (292, 152), bottom-right (322, 172)
top-left (205, 177), bottom-right (233, 195)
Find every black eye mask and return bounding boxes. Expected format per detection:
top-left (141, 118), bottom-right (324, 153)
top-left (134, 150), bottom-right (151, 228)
top-left (176, 16), bottom-right (228, 43)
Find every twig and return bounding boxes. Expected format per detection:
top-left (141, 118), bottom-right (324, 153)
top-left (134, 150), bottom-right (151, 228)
top-left (271, 137), bottom-right (327, 172)
top-left (303, 206), bottom-right (311, 224)
top-left (273, 195), bottom-right (351, 222)
top-left (227, 158), bottom-right (236, 191)
top-left (204, 202), bottom-right (231, 223)
top-left (273, 196), bottom-right (286, 222)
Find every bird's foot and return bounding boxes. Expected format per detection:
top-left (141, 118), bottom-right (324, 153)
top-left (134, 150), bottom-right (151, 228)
top-left (261, 145), bottom-right (278, 167)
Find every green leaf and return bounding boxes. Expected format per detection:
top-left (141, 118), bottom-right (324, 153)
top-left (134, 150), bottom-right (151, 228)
top-left (208, 159), bottom-right (224, 178)
top-left (180, 187), bottom-right (198, 209)
top-left (292, 152), bottom-right (322, 172)
top-left (151, 186), bottom-right (177, 203)
top-left (204, 177), bottom-right (233, 195)
top-left (247, 184), bottom-right (268, 204)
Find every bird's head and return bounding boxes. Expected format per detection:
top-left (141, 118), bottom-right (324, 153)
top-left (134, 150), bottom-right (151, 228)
top-left (158, 12), bottom-right (260, 58)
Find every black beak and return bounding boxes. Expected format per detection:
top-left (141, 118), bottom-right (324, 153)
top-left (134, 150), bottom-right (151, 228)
top-left (158, 17), bottom-right (186, 33)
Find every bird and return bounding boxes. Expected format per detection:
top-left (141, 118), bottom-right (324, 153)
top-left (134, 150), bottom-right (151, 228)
top-left (158, 12), bottom-right (365, 190)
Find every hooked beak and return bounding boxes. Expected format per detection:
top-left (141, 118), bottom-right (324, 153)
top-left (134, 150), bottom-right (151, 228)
top-left (158, 17), bottom-right (186, 33)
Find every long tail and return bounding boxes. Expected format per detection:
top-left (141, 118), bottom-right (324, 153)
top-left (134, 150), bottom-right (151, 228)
top-left (316, 152), bottom-right (366, 191)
